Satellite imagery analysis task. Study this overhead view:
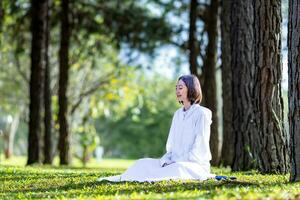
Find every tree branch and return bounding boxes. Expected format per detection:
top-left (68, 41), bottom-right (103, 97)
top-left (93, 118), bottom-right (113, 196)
top-left (167, 40), bottom-right (185, 50)
top-left (70, 71), bottom-right (115, 115)
top-left (14, 50), bottom-right (30, 84)
top-left (197, 3), bottom-right (209, 22)
top-left (198, 28), bottom-right (206, 63)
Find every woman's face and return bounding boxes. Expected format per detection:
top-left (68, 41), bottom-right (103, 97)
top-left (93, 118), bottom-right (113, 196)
top-left (176, 79), bottom-right (188, 103)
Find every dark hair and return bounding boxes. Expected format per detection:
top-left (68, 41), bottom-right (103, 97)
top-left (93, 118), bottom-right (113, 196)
top-left (178, 74), bottom-right (202, 104)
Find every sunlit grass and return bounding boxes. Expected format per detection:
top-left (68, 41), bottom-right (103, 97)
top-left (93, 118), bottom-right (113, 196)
top-left (0, 154), bottom-right (134, 169)
top-left (1, 156), bottom-right (300, 199)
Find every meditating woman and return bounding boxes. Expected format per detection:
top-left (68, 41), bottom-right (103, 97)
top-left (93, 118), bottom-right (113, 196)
top-left (98, 74), bottom-right (215, 182)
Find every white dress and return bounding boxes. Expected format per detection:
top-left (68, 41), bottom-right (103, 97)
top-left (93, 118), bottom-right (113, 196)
top-left (97, 104), bottom-right (215, 182)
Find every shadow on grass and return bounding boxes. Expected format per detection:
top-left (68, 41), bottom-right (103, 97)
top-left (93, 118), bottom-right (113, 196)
top-left (0, 169), bottom-right (120, 184)
top-left (1, 165), bottom-right (293, 198)
top-left (3, 179), bottom-right (263, 198)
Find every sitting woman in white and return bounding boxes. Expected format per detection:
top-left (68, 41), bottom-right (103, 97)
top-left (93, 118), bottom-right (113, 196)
top-left (98, 74), bottom-right (215, 182)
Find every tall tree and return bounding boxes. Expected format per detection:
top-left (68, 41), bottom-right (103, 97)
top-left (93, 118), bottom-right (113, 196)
top-left (27, 0), bottom-right (47, 165)
top-left (231, 0), bottom-right (258, 171)
top-left (288, 0), bottom-right (300, 182)
top-left (58, 0), bottom-right (70, 165)
top-left (253, 0), bottom-right (288, 173)
top-left (188, 0), bottom-right (198, 75)
top-left (220, 0), bottom-right (234, 167)
top-left (43, 0), bottom-right (53, 164)
top-left (232, 0), bottom-right (288, 173)
top-left (202, 0), bottom-right (219, 166)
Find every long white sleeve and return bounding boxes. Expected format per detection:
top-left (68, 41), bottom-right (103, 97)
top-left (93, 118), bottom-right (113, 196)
top-left (187, 112), bottom-right (212, 164)
top-left (159, 112), bottom-right (177, 166)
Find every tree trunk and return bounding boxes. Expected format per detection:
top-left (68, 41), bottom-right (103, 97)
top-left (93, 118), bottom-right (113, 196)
top-left (188, 0), bottom-right (198, 75)
top-left (231, 0), bottom-right (258, 171)
top-left (27, 0), bottom-right (47, 165)
top-left (202, 0), bottom-right (219, 166)
top-left (220, 0), bottom-right (234, 167)
top-left (0, 0), bottom-right (3, 30)
top-left (253, 0), bottom-right (288, 173)
top-left (43, 0), bottom-right (53, 164)
top-left (58, 0), bottom-right (70, 165)
top-left (288, 0), bottom-right (300, 182)
top-left (82, 145), bottom-right (89, 167)
top-left (232, 0), bottom-right (289, 173)
top-left (4, 114), bottom-right (20, 159)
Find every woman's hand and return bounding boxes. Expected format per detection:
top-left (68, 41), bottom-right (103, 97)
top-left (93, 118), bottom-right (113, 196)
top-left (162, 161), bottom-right (174, 167)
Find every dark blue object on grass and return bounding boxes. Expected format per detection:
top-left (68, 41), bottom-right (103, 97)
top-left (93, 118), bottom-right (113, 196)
top-left (215, 175), bottom-right (237, 181)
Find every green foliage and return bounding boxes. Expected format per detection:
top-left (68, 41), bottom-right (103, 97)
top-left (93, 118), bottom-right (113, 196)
top-left (0, 0), bottom-right (177, 160)
top-left (1, 163), bottom-right (300, 199)
top-left (95, 74), bottom-right (180, 159)
top-left (74, 123), bottom-right (100, 166)
top-left (0, 0), bottom-right (30, 114)
top-left (99, 0), bottom-right (174, 52)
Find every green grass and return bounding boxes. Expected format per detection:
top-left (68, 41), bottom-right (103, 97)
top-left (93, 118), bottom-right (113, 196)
top-left (0, 154), bottom-right (135, 169)
top-left (1, 158), bottom-right (300, 199)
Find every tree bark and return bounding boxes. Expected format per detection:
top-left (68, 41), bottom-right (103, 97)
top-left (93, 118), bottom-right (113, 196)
top-left (231, 0), bottom-right (258, 171)
top-left (43, 0), bottom-right (53, 164)
top-left (220, 0), bottom-right (234, 167)
top-left (288, 0), bottom-right (300, 182)
top-left (58, 0), bottom-right (70, 165)
top-left (27, 0), bottom-right (47, 165)
top-left (188, 0), bottom-right (198, 75)
top-left (202, 0), bottom-right (219, 166)
top-left (253, 0), bottom-right (288, 173)
top-left (232, 0), bottom-right (289, 173)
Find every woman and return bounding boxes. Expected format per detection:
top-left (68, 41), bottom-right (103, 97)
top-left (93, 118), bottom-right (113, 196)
top-left (97, 75), bottom-right (215, 182)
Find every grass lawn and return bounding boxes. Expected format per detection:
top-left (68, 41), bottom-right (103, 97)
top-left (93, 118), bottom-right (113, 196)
top-left (0, 157), bottom-right (300, 199)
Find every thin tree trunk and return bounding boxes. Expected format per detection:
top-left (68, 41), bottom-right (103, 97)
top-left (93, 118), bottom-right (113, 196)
top-left (188, 0), bottom-right (198, 75)
top-left (58, 0), bottom-right (70, 165)
top-left (27, 0), bottom-right (47, 165)
top-left (220, 0), bottom-right (234, 167)
top-left (4, 114), bottom-right (20, 159)
top-left (0, 0), bottom-right (3, 30)
top-left (43, 0), bottom-right (53, 164)
top-left (202, 0), bottom-right (219, 166)
top-left (231, 0), bottom-right (258, 171)
top-left (253, 0), bottom-right (288, 173)
top-left (288, 0), bottom-right (300, 182)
